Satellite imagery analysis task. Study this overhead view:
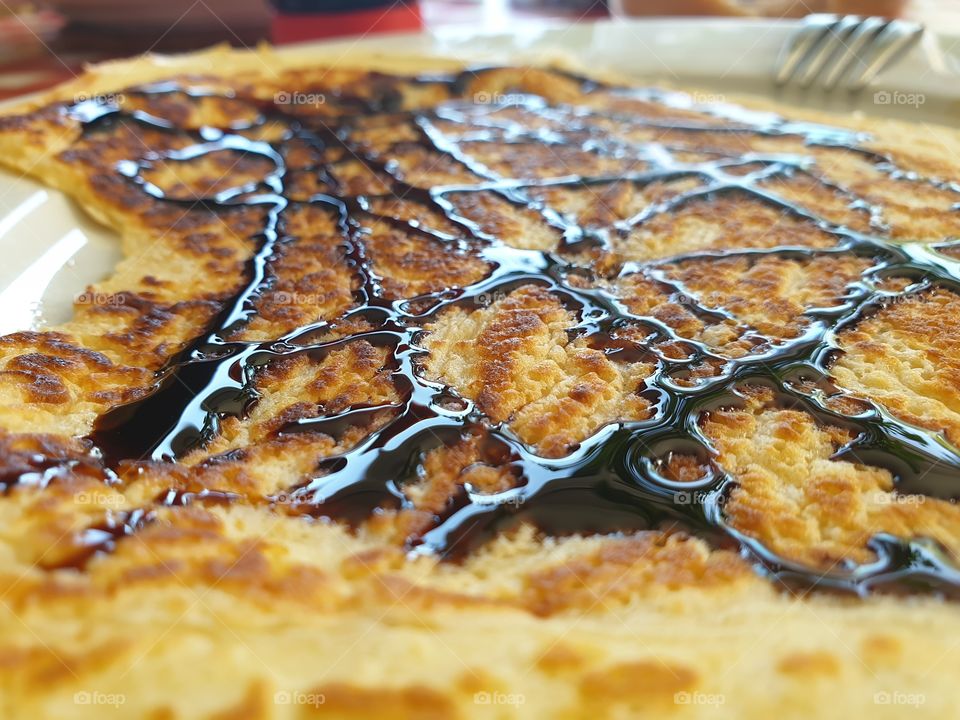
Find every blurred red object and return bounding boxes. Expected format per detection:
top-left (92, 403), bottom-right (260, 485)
top-left (50, 0), bottom-right (270, 30)
top-left (271, 1), bottom-right (423, 44)
top-left (0, 6), bottom-right (64, 62)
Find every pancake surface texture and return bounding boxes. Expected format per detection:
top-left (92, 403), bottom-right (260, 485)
top-left (1, 46), bottom-right (960, 719)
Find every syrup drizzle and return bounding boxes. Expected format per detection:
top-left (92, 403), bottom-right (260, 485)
top-left (41, 509), bottom-right (155, 572)
top-left (66, 68), bottom-right (960, 596)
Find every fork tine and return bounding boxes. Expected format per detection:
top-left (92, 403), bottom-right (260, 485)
top-left (796, 15), bottom-right (862, 89)
top-left (850, 20), bottom-right (924, 91)
top-left (821, 16), bottom-right (888, 91)
top-left (775, 14), bottom-right (838, 86)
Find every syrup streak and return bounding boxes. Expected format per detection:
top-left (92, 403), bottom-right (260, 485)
top-left (73, 69), bottom-right (960, 596)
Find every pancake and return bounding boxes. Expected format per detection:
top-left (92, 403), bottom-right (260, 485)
top-left (0, 45), bottom-right (959, 719)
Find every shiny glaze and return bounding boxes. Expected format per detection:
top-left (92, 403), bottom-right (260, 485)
top-left (66, 69), bottom-right (960, 595)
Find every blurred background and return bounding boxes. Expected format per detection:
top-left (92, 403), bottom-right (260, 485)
top-left (0, 0), bottom-right (956, 100)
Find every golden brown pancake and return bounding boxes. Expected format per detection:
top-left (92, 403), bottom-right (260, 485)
top-left (0, 46), bottom-right (959, 719)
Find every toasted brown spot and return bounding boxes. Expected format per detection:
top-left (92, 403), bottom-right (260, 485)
top-left (777, 651), bottom-right (841, 677)
top-left (424, 285), bottom-right (652, 456)
top-left (297, 684), bottom-right (456, 720)
top-left (579, 660), bottom-right (698, 704)
top-left (522, 533), bottom-right (750, 616)
top-left (617, 192), bottom-right (839, 263)
top-left (362, 218), bottom-right (491, 299)
top-left (536, 642), bottom-right (588, 675)
top-left (705, 386), bottom-right (960, 568)
top-left (861, 635), bottom-right (903, 670)
top-left (834, 287), bottom-right (960, 447)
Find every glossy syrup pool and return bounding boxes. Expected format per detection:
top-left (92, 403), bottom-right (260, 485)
top-left (55, 67), bottom-right (960, 596)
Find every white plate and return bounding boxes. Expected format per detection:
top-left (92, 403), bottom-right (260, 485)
top-left (1, 18), bottom-right (957, 335)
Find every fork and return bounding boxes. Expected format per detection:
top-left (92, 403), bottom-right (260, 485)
top-left (775, 14), bottom-right (924, 92)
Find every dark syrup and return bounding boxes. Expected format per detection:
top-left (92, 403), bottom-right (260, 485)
top-left (41, 509), bottom-right (155, 571)
top-left (59, 69), bottom-right (960, 596)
